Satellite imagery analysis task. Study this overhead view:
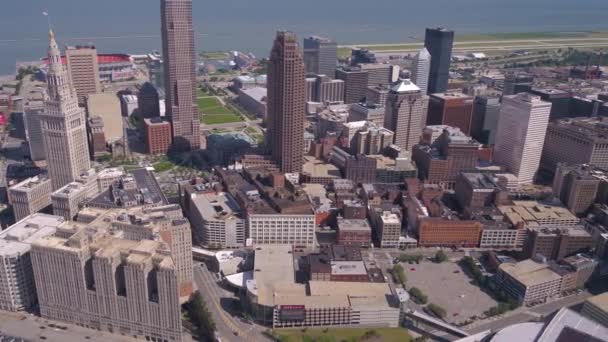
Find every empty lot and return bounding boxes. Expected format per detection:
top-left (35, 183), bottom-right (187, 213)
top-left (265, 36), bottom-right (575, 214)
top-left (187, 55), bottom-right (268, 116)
top-left (405, 261), bottom-right (497, 324)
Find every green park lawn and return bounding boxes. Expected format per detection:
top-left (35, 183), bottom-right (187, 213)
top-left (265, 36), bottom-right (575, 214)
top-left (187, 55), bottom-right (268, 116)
top-left (274, 328), bottom-right (411, 342)
top-left (197, 97), bottom-right (244, 125)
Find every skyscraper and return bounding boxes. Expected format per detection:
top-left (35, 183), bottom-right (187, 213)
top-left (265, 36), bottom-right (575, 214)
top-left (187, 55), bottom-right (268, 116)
top-left (303, 36), bottom-right (337, 78)
top-left (493, 93), bottom-right (552, 185)
top-left (161, 0), bottom-right (200, 151)
top-left (267, 31), bottom-right (306, 173)
top-left (384, 79), bottom-right (428, 151)
top-left (424, 27), bottom-right (454, 94)
top-left (65, 45), bottom-right (101, 105)
top-left (411, 47), bottom-right (431, 95)
top-left (40, 30), bottom-right (91, 190)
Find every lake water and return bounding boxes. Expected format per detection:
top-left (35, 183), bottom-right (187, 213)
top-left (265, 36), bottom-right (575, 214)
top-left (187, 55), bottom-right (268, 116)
top-left (1, 0), bottom-right (608, 75)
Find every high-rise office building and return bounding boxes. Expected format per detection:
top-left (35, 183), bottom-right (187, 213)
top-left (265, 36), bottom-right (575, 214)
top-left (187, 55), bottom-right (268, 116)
top-left (303, 36), bottom-right (337, 78)
top-left (24, 104), bottom-right (46, 161)
top-left (424, 27), bottom-right (454, 94)
top-left (541, 117), bottom-right (608, 175)
top-left (427, 92), bottom-right (475, 135)
top-left (336, 66), bottom-right (369, 104)
top-left (471, 95), bottom-right (501, 145)
top-left (267, 31), bottom-right (306, 173)
top-left (529, 88), bottom-right (572, 121)
top-left (384, 79), bottom-right (428, 151)
top-left (553, 164), bottom-right (601, 215)
top-left (138, 82), bottom-right (161, 118)
top-left (493, 93), bottom-right (552, 185)
top-left (65, 45), bottom-right (102, 104)
top-left (31, 226), bottom-right (184, 341)
top-left (411, 48), bottom-right (431, 95)
top-left (503, 73), bottom-right (534, 96)
top-left (40, 30), bottom-right (91, 190)
top-left (161, 0), bottom-right (200, 151)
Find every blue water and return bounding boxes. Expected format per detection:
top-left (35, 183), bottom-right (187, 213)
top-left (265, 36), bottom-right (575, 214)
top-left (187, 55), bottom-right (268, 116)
top-left (1, 0), bottom-right (608, 75)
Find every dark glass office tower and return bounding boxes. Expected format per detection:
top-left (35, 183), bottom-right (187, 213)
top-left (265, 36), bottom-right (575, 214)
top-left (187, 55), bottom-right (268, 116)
top-left (424, 27), bottom-right (454, 94)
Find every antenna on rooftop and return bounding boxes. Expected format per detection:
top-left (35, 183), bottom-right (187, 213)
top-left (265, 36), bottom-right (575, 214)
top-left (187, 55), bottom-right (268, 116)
top-left (42, 11), bottom-right (52, 31)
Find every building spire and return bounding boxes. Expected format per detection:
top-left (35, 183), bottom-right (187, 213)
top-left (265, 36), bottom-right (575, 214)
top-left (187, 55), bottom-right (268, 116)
top-left (45, 29), bottom-right (72, 101)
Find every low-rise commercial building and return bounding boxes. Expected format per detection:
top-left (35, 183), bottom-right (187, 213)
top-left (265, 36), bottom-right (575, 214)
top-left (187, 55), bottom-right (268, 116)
top-left (370, 210), bottom-right (402, 248)
top-left (523, 225), bottom-right (594, 260)
top-left (455, 172), bottom-right (508, 210)
top-left (498, 201), bottom-right (579, 227)
top-left (51, 169), bottom-right (100, 220)
top-left (496, 259), bottom-right (563, 306)
top-left (418, 218), bottom-right (483, 247)
top-left (0, 214), bottom-right (64, 311)
top-left (8, 176), bottom-right (53, 221)
top-left (247, 245), bottom-right (402, 328)
top-left (237, 86), bottom-right (267, 119)
top-left (337, 218), bottom-right (372, 247)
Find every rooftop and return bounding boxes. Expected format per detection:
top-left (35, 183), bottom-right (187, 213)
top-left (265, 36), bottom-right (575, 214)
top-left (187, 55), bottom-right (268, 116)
top-left (390, 79), bottom-right (421, 93)
top-left (240, 86), bottom-right (267, 102)
top-left (302, 156), bottom-right (341, 179)
top-left (0, 214), bottom-right (64, 257)
top-left (584, 292), bottom-right (608, 313)
top-left (337, 218), bottom-right (371, 232)
top-left (537, 307), bottom-right (608, 342)
top-left (191, 192), bottom-right (243, 221)
top-left (498, 201), bottom-right (578, 226)
top-left (499, 259), bottom-right (562, 287)
top-left (10, 175), bottom-right (50, 191)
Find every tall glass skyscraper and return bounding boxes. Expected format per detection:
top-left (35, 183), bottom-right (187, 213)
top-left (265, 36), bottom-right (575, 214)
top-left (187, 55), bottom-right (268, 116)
top-left (424, 27), bottom-right (454, 94)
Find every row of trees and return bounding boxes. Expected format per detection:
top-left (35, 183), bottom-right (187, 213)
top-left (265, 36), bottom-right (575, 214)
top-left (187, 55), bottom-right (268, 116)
top-left (183, 292), bottom-right (217, 342)
top-left (397, 254), bottom-right (423, 264)
top-left (461, 256), bottom-right (519, 317)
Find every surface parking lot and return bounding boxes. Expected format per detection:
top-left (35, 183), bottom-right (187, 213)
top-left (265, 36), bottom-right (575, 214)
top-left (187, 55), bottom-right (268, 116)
top-left (404, 260), bottom-right (498, 324)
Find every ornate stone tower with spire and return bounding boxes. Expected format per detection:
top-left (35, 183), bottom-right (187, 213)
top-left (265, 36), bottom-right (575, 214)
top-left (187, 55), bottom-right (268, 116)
top-left (40, 30), bottom-right (91, 190)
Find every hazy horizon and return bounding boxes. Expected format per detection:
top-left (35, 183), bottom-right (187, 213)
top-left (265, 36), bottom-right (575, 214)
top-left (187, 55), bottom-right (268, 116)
top-left (1, 0), bottom-right (608, 74)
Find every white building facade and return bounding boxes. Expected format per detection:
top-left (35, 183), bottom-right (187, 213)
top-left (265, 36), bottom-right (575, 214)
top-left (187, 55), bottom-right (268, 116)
top-left (493, 93), bottom-right (551, 185)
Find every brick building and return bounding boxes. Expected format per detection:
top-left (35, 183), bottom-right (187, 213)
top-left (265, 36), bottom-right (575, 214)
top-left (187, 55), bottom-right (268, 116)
top-left (144, 118), bottom-right (172, 155)
top-left (337, 218), bottom-right (372, 247)
top-left (413, 126), bottom-right (480, 189)
top-left (427, 92), bottom-right (474, 135)
top-left (418, 218), bottom-right (483, 247)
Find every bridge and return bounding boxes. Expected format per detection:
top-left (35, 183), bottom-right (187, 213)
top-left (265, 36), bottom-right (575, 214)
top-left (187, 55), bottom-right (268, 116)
top-left (405, 310), bottom-right (470, 338)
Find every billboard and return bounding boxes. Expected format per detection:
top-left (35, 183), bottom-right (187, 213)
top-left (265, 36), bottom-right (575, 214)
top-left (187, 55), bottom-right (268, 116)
top-left (279, 305), bottom-right (306, 321)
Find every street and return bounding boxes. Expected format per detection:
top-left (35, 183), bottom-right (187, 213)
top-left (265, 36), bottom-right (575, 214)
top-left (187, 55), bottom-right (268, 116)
top-left (464, 290), bottom-right (592, 334)
top-left (0, 310), bottom-right (138, 342)
top-left (193, 264), bottom-right (269, 342)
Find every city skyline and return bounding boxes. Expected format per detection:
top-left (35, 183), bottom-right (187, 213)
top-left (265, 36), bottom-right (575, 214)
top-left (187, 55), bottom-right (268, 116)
top-left (1, 1), bottom-right (608, 341)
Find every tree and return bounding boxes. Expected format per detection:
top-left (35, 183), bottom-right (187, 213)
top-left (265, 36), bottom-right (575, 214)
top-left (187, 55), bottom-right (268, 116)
top-left (426, 303), bottom-right (447, 319)
top-left (392, 264), bottom-right (407, 285)
top-left (434, 250), bottom-right (448, 263)
top-left (409, 287), bottom-right (428, 304)
top-left (184, 291), bottom-right (217, 342)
